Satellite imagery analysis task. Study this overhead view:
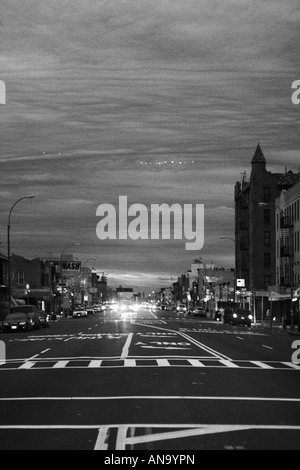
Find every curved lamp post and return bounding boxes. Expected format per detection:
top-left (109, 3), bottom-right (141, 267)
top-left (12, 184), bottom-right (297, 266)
top-left (7, 195), bottom-right (35, 310)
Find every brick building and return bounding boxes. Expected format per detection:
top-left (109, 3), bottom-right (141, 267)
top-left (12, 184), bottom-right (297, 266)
top-left (235, 144), bottom-right (300, 318)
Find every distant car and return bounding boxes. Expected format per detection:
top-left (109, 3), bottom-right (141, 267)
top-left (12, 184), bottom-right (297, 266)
top-left (223, 308), bottom-right (252, 327)
top-left (215, 310), bottom-right (223, 322)
top-left (2, 312), bottom-right (34, 333)
top-left (86, 308), bottom-right (95, 315)
top-left (92, 305), bottom-right (103, 313)
top-left (177, 304), bottom-right (187, 313)
top-left (73, 307), bottom-right (88, 318)
top-left (39, 312), bottom-right (50, 328)
top-left (10, 305), bottom-right (41, 330)
top-left (192, 307), bottom-right (207, 318)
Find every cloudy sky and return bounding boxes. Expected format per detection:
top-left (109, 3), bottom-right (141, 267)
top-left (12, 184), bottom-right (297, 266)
top-left (0, 0), bottom-right (299, 291)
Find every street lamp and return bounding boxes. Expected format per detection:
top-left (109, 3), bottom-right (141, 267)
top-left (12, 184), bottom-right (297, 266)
top-left (7, 195), bottom-right (35, 310)
top-left (219, 236), bottom-right (239, 305)
top-left (80, 258), bottom-right (97, 306)
top-left (60, 243), bottom-right (80, 315)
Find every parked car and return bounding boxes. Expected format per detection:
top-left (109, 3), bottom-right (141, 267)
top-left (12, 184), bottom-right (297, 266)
top-left (191, 307), bottom-right (207, 318)
top-left (10, 305), bottom-right (41, 330)
top-left (2, 312), bottom-right (34, 333)
top-left (73, 307), bottom-right (88, 318)
top-left (223, 308), bottom-right (252, 327)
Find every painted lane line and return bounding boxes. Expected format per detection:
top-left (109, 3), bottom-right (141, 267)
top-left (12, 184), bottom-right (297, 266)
top-left (40, 349), bottom-right (51, 355)
top-left (236, 337), bottom-right (244, 341)
top-left (121, 333), bottom-right (133, 358)
top-left (115, 426), bottom-right (128, 451)
top-left (1, 396), bottom-right (300, 402)
top-left (28, 354), bottom-right (40, 361)
top-left (94, 426), bottom-right (109, 450)
top-left (251, 361), bottom-right (274, 370)
top-left (134, 322), bottom-right (232, 361)
top-left (262, 345), bottom-right (274, 350)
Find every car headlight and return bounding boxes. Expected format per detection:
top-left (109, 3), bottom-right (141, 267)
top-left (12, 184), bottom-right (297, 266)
top-left (2, 322), bottom-right (9, 326)
top-left (248, 315), bottom-right (253, 320)
top-left (233, 313), bottom-right (238, 318)
top-left (19, 322), bottom-right (26, 326)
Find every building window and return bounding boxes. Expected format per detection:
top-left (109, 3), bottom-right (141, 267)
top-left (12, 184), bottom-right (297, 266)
top-left (264, 275), bottom-right (271, 290)
top-left (263, 187), bottom-right (271, 203)
top-left (264, 253), bottom-right (271, 268)
top-left (264, 231), bottom-right (271, 246)
top-left (264, 209), bottom-right (271, 224)
top-left (18, 271), bottom-right (25, 285)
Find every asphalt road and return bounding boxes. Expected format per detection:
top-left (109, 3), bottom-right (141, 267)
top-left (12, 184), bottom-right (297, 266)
top-left (0, 308), bottom-right (300, 451)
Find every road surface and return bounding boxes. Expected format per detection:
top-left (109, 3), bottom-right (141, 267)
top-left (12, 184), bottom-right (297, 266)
top-left (0, 307), bottom-right (299, 450)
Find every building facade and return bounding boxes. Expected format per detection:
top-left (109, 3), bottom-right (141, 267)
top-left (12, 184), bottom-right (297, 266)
top-left (235, 144), bottom-right (300, 294)
top-left (274, 181), bottom-right (300, 323)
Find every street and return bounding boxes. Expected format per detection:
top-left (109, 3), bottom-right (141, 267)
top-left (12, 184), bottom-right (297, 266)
top-left (0, 307), bottom-right (299, 451)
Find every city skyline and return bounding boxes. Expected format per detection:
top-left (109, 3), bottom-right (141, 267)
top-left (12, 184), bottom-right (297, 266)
top-left (0, 0), bottom-right (299, 290)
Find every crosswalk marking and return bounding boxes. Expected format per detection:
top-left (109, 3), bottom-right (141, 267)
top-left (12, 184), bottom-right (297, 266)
top-left (188, 359), bottom-right (205, 367)
top-left (219, 359), bottom-right (240, 368)
top-left (0, 359), bottom-right (299, 371)
top-left (18, 361), bottom-right (36, 370)
top-left (281, 362), bottom-right (300, 370)
top-left (88, 360), bottom-right (103, 368)
top-left (250, 361), bottom-right (274, 370)
top-left (53, 361), bottom-right (69, 369)
top-left (157, 359), bottom-right (170, 367)
top-left (124, 359), bottom-right (136, 367)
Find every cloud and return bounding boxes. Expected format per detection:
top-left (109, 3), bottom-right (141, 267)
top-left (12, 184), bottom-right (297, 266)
top-left (0, 0), bottom-right (299, 288)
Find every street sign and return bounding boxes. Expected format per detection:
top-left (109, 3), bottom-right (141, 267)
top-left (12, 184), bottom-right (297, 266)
top-left (62, 261), bottom-right (81, 275)
top-left (237, 279), bottom-right (245, 287)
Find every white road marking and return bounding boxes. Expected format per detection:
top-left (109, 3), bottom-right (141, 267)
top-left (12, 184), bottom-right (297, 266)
top-left (94, 426), bottom-right (109, 450)
top-left (281, 362), bottom-right (300, 370)
top-left (157, 359), bottom-right (170, 367)
top-left (251, 361), bottom-right (274, 369)
top-left (134, 322), bottom-right (232, 361)
top-left (124, 359), bottom-right (136, 367)
top-left (219, 359), bottom-right (240, 369)
top-left (116, 425), bottom-right (128, 451)
top-left (236, 337), bottom-right (244, 341)
top-left (52, 361), bottom-right (69, 369)
top-left (121, 333), bottom-right (133, 358)
top-left (28, 354), bottom-right (40, 361)
top-left (262, 345), bottom-right (274, 350)
top-left (40, 349), bottom-right (51, 354)
top-left (88, 361), bottom-right (103, 368)
top-left (188, 359), bottom-right (205, 367)
top-left (18, 362), bottom-right (35, 370)
top-left (0, 396), bottom-right (299, 402)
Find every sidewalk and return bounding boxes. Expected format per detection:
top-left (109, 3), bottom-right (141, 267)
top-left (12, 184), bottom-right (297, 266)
top-left (253, 321), bottom-right (300, 335)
